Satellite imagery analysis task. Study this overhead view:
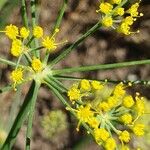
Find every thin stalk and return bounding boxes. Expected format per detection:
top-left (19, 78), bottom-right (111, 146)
top-left (0, 85), bottom-right (12, 94)
top-left (45, 0), bottom-right (68, 64)
top-left (28, 46), bottom-right (44, 53)
top-left (21, 0), bottom-right (29, 28)
top-left (44, 77), bottom-right (66, 93)
top-left (54, 75), bottom-right (150, 86)
top-left (52, 59), bottom-right (150, 75)
top-left (48, 75), bottom-right (68, 91)
top-left (52, 0), bottom-right (68, 33)
top-left (30, 0), bottom-right (39, 58)
top-left (1, 81), bottom-right (40, 150)
top-left (25, 82), bottom-right (40, 150)
top-left (0, 57), bottom-right (17, 66)
top-left (49, 22), bottom-right (101, 67)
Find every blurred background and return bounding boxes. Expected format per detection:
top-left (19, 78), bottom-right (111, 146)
top-left (0, 0), bottom-right (150, 149)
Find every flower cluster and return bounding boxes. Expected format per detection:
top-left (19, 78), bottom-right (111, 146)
top-left (67, 80), bottom-right (146, 150)
top-left (0, 24), bottom-right (66, 89)
top-left (96, 0), bottom-right (143, 35)
top-left (41, 110), bottom-right (68, 138)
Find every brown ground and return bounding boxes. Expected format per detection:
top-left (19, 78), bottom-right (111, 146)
top-left (0, 0), bottom-right (150, 150)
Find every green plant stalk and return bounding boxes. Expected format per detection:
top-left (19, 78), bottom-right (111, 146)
top-left (45, 0), bottom-right (68, 64)
top-left (48, 75), bottom-right (68, 91)
top-left (30, 0), bottom-right (39, 58)
top-left (21, 0), bottom-right (29, 28)
top-left (54, 75), bottom-right (150, 86)
top-left (49, 22), bottom-right (101, 67)
top-left (1, 81), bottom-right (40, 150)
top-left (0, 85), bottom-right (12, 93)
top-left (25, 82), bottom-right (40, 150)
top-left (52, 0), bottom-right (68, 32)
top-left (0, 57), bottom-right (17, 66)
top-left (52, 59), bottom-right (150, 75)
top-left (44, 77), bottom-right (66, 93)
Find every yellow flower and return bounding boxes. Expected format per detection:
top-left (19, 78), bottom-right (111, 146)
top-left (107, 96), bottom-right (118, 108)
top-left (88, 117), bottom-right (99, 129)
top-left (99, 101), bottom-right (110, 112)
top-left (33, 26), bottom-right (43, 38)
top-left (11, 39), bottom-right (22, 57)
top-left (94, 128), bottom-right (110, 142)
top-left (31, 58), bottom-right (43, 72)
top-left (80, 79), bottom-right (91, 91)
top-left (20, 27), bottom-right (30, 39)
top-left (135, 96), bottom-right (145, 115)
top-left (117, 23), bottom-right (131, 35)
top-left (123, 95), bottom-right (134, 108)
top-left (133, 123), bottom-right (145, 136)
top-left (102, 17), bottom-right (113, 27)
top-left (91, 80), bottom-right (103, 90)
top-left (115, 7), bottom-right (124, 16)
top-left (123, 16), bottom-right (134, 25)
top-left (5, 24), bottom-right (18, 39)
top-left (77, 105), bottom-right (93, 123)
top-left (127, 2), bottom-right (141, 17)
top-left (119, 130), bottom-right (130, 143)
top-left (113, 83), bottom-right (126, 97)
top-left (111, 0), bottom-right (121, 4)
top-left (42, 36), bottom-right (57, 50)
top-left (98, 2), bottom-right (113, 14)
top-left (121, 113), bottom-right (132, 124)
top-left (105, 137), bottom-right (116, 150)
top-left (67, 87), bottom-right (80, 101)
top-left (10, 68), bottom-right (24, 86)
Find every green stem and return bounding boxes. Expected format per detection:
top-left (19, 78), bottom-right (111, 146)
top-left (54, 75), bottom-right (150, 86)
top-left (0, 57), bottom-right (17, 66)
top-left (53, 59), bottom-right (150, 75)
top-left (52, 0), bottom-right (68, 33)
top-left (25, 82), bottom-right (40, 150)
top-left (30, 0), bottom-right (39, 58)
top-left (1, 81), bottom-right (40, 150)
top-left (21, 0), bottom-right (29, 28)
top-left (44, 77), bottom-right (66, 93)
top-left (49, 22), bottom-right (101, 67)
top-left (45, 0), bottom-right (68, 64)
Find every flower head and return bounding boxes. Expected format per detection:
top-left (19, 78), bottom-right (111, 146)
top-left (119, 130), bottom-right (130, 143)
top-left (105, 137), bottom-right (116, 150)
top-left (133, 123), bottom-right (145, 136)
top-left (31, 58), bottom-right (43, 72)
top-left (5, 24), bottom-right (19, 39)
top-left (10, 39), bottom-right (22, 57)
top-left (33, 26), bottom-right (43, 38)
top-left (20, 27), bottom-right (30, 39)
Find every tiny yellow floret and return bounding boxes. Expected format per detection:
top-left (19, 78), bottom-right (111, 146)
top-left (31, 58), bottom-right (43, 72)
top-left (94, 128), bottom-right (110, 142)
top-left (102, 17), bottom-right (113, 27)
top-left (68, 87), bottom-right (80, 101)
top-left (20, 27), bottom-right (30, 39)
top-left (121, 113), bottom-right (132, 124)
top-left (10, 68), bottom-right (24, 87)
top-left (42, 36), bottom-right (57, 50)
top-left (111, 0), bottom-right (121, 4)
top-left (133, 123), bottom-right (145, 136)
top-left (115, 8), bottom-right (125, 16)
top-left (33, 26), bottom-right (43, 38)
top-left (123, 95), bottom-right (135, 108)
top-left (99, 3), bottom-right (113, 14)
top-left (105, 137), bottom-right (116, 150)
top-left (11, 39), bottom-right (22, 57)
top-left (5, 24), bottom-right (19, 40)
top-left (91, 81), bottom-right (103, 90)
top-left (80, 79), bottom-right (91, 91)
top-left (119, 130), bottom-right (130, 143)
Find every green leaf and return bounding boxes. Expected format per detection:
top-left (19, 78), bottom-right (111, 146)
top-left (1, 80), bottom-right (40, 150)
